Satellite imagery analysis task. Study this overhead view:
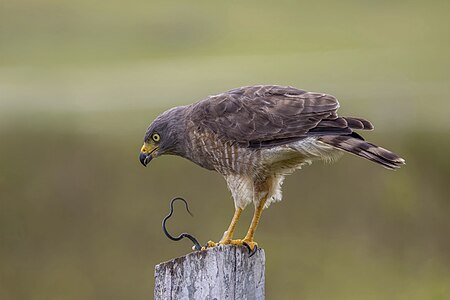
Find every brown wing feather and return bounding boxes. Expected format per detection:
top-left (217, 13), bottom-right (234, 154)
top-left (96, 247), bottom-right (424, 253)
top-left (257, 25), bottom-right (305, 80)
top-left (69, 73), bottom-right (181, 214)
top-left (186, 85), bottom-right (404, 168)
top-left (189, 85), bottom-right (346, 147)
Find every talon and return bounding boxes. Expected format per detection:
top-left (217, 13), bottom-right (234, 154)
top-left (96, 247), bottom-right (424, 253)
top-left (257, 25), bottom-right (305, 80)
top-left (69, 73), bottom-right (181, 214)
top-left (249, 245), bottom-right (258, 257)
top-left (241, 240), bottom-right (258, 257)
top-left (242, 241), bottom-right (252, 254)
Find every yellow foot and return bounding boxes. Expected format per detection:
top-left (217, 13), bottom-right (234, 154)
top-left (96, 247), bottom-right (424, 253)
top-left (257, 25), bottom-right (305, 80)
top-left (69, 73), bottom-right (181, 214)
top-left (201, 239), bottom-right (241, 250)
top-left (219, 239), bottom-right (259, 257)
top-left (201, 240), bottom-right (218, 250)
top-left (201, 239), bottom-right (259, 257)
top-left (218, 239), bottom-right (251, 246)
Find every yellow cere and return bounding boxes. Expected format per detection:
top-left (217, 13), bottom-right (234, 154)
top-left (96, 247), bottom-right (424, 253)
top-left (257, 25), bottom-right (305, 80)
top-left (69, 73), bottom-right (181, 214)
top-left (141, 143), bottom-right (158, 154)
top-left (140, 145), bottom-right (148, 153)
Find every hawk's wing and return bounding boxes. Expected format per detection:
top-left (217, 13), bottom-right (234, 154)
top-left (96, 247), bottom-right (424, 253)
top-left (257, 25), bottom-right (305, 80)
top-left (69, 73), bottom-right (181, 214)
top-left (189, 85), bottom-right (372, 148)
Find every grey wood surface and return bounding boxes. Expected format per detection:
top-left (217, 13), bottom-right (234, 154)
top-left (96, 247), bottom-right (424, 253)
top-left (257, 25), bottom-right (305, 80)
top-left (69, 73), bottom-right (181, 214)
top-left (154, 245), bottom-right (265, 300)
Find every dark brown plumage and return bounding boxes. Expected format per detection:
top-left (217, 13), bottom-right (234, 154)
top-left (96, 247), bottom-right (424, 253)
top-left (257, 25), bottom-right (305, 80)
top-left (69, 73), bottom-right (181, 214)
top-left (140, 85), bottom-right (405, 252)
top-left (187, 85), bottom-right (403, 169)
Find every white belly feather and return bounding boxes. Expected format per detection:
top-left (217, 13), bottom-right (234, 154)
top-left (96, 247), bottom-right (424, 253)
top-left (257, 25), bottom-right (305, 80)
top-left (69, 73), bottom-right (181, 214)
top-left (226, 137), bottom-right (342, 209)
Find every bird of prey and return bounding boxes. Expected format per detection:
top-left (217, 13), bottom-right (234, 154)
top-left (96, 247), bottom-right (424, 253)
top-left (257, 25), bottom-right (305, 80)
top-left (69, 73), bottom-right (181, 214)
top-left (139, 85), bottom-right (405, 253)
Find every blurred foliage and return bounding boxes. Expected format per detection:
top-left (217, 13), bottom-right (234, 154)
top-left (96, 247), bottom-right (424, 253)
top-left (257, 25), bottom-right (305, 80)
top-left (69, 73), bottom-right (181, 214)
top-left (1, 0), bottom-right (450, 299)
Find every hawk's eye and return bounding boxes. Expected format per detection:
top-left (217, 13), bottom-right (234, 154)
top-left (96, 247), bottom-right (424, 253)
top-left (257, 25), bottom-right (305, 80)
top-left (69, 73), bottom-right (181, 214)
top-left (152, 133), bottom-right (161, 142)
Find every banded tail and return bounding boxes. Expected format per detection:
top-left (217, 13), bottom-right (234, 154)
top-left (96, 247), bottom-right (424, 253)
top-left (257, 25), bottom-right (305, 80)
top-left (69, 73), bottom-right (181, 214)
top-left (318, 117), bottom-right (405, 170)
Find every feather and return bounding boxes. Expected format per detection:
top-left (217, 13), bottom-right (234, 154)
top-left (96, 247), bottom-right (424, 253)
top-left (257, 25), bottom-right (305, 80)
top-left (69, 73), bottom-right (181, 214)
top-left (343, 117), bottom-right (374, 130)
top-left (188, 85), bottom-right (404, 170)
top-left (190, 85), bottom-right (340, 145)
top-left (318, 135), bottom-right (405, 170)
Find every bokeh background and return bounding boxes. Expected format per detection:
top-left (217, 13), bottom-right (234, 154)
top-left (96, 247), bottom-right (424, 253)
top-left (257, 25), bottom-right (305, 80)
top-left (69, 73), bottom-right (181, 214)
top-left (1, 1), bottom-right (450, 299)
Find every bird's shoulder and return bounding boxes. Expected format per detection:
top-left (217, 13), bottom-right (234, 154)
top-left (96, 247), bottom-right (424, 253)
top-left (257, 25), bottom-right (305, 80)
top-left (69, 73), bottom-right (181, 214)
top-left (185, 85), bottom-right (341, 147)
top-left (190, 85), bottom-right (339, 116)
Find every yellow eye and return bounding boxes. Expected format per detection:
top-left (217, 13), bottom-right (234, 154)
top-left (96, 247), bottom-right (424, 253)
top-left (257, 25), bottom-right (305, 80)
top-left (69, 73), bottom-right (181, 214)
top-left (152, 133), bottom-right (161, 142)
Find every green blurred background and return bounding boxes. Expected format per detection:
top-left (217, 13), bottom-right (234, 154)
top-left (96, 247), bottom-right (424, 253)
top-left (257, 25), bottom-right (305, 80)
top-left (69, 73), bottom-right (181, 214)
top-left (1, 0), bottom-right (449, 299)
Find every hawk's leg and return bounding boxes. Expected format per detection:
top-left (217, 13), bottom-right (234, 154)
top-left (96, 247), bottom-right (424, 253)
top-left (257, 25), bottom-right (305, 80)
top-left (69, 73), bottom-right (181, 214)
top-left (219, 207), bottom-right (243, 244)
top-left (241, 194), bottom-right (269, 253)
top-left (204, 207), bottom-right (243, 249)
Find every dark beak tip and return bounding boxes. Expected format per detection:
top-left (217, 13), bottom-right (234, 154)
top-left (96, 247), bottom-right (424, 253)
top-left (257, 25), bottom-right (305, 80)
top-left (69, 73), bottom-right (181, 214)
top-left (139, 152), bottom-right (150, 167)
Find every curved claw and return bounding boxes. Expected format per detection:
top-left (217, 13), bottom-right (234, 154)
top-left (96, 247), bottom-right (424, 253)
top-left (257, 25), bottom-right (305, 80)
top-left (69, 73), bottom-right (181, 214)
top-left (249, 245), bottom-right (258, 257)
top-left (242, 241), bottom-right (258, 257)
top-left (242, 241), bottom-right (252, 254)
top-left (242, 241), bottom-right (251, 253)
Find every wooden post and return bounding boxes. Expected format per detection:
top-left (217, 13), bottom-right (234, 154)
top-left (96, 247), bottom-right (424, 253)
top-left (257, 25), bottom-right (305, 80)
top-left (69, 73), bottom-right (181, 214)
top-left (154, 244), bottom-right (265, 299)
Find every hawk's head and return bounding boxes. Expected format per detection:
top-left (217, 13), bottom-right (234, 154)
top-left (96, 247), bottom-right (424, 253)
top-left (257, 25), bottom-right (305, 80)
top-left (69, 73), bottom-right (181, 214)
top-left (140, 106), bottom-right (187, 167)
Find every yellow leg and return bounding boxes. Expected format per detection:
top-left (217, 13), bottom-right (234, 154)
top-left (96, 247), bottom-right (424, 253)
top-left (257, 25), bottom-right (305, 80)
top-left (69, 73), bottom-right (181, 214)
top-left (219, 207), bottom-right (243, 243)
top-left (204, 207), bottom-right (243, 249)
top-left (242, 194), bottom-right (269, 250)
top-left (204, 195), bottom-right (268, 253)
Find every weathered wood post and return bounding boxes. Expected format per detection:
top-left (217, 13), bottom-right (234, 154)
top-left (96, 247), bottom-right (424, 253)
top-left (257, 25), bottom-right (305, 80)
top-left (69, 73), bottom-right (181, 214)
top-left (154, 244), bottom-right (265, 299)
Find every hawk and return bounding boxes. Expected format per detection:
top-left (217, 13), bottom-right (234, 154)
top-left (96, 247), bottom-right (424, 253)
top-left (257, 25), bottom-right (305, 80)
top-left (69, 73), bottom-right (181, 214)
top-left (140, 85), bottom-right (405, 252)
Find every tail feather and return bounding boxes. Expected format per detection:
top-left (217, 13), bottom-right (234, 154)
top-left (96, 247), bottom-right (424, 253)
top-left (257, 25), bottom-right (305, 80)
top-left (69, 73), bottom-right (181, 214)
top-left (343, 117), bottom-right (374, 130)
top-left (319, 135), bottom-right (405, 170)
top-left (310, 116), bottom-right (374, 136)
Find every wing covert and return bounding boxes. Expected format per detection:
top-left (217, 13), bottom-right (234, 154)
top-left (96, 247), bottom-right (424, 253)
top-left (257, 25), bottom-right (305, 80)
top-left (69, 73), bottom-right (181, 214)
top-left (189, 85), bottom-right (341, 148)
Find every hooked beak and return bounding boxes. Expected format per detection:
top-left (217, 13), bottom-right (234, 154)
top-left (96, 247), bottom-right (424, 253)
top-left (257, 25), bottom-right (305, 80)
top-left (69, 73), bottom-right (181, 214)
top-left (139, 144), bottom-right (158, 167)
